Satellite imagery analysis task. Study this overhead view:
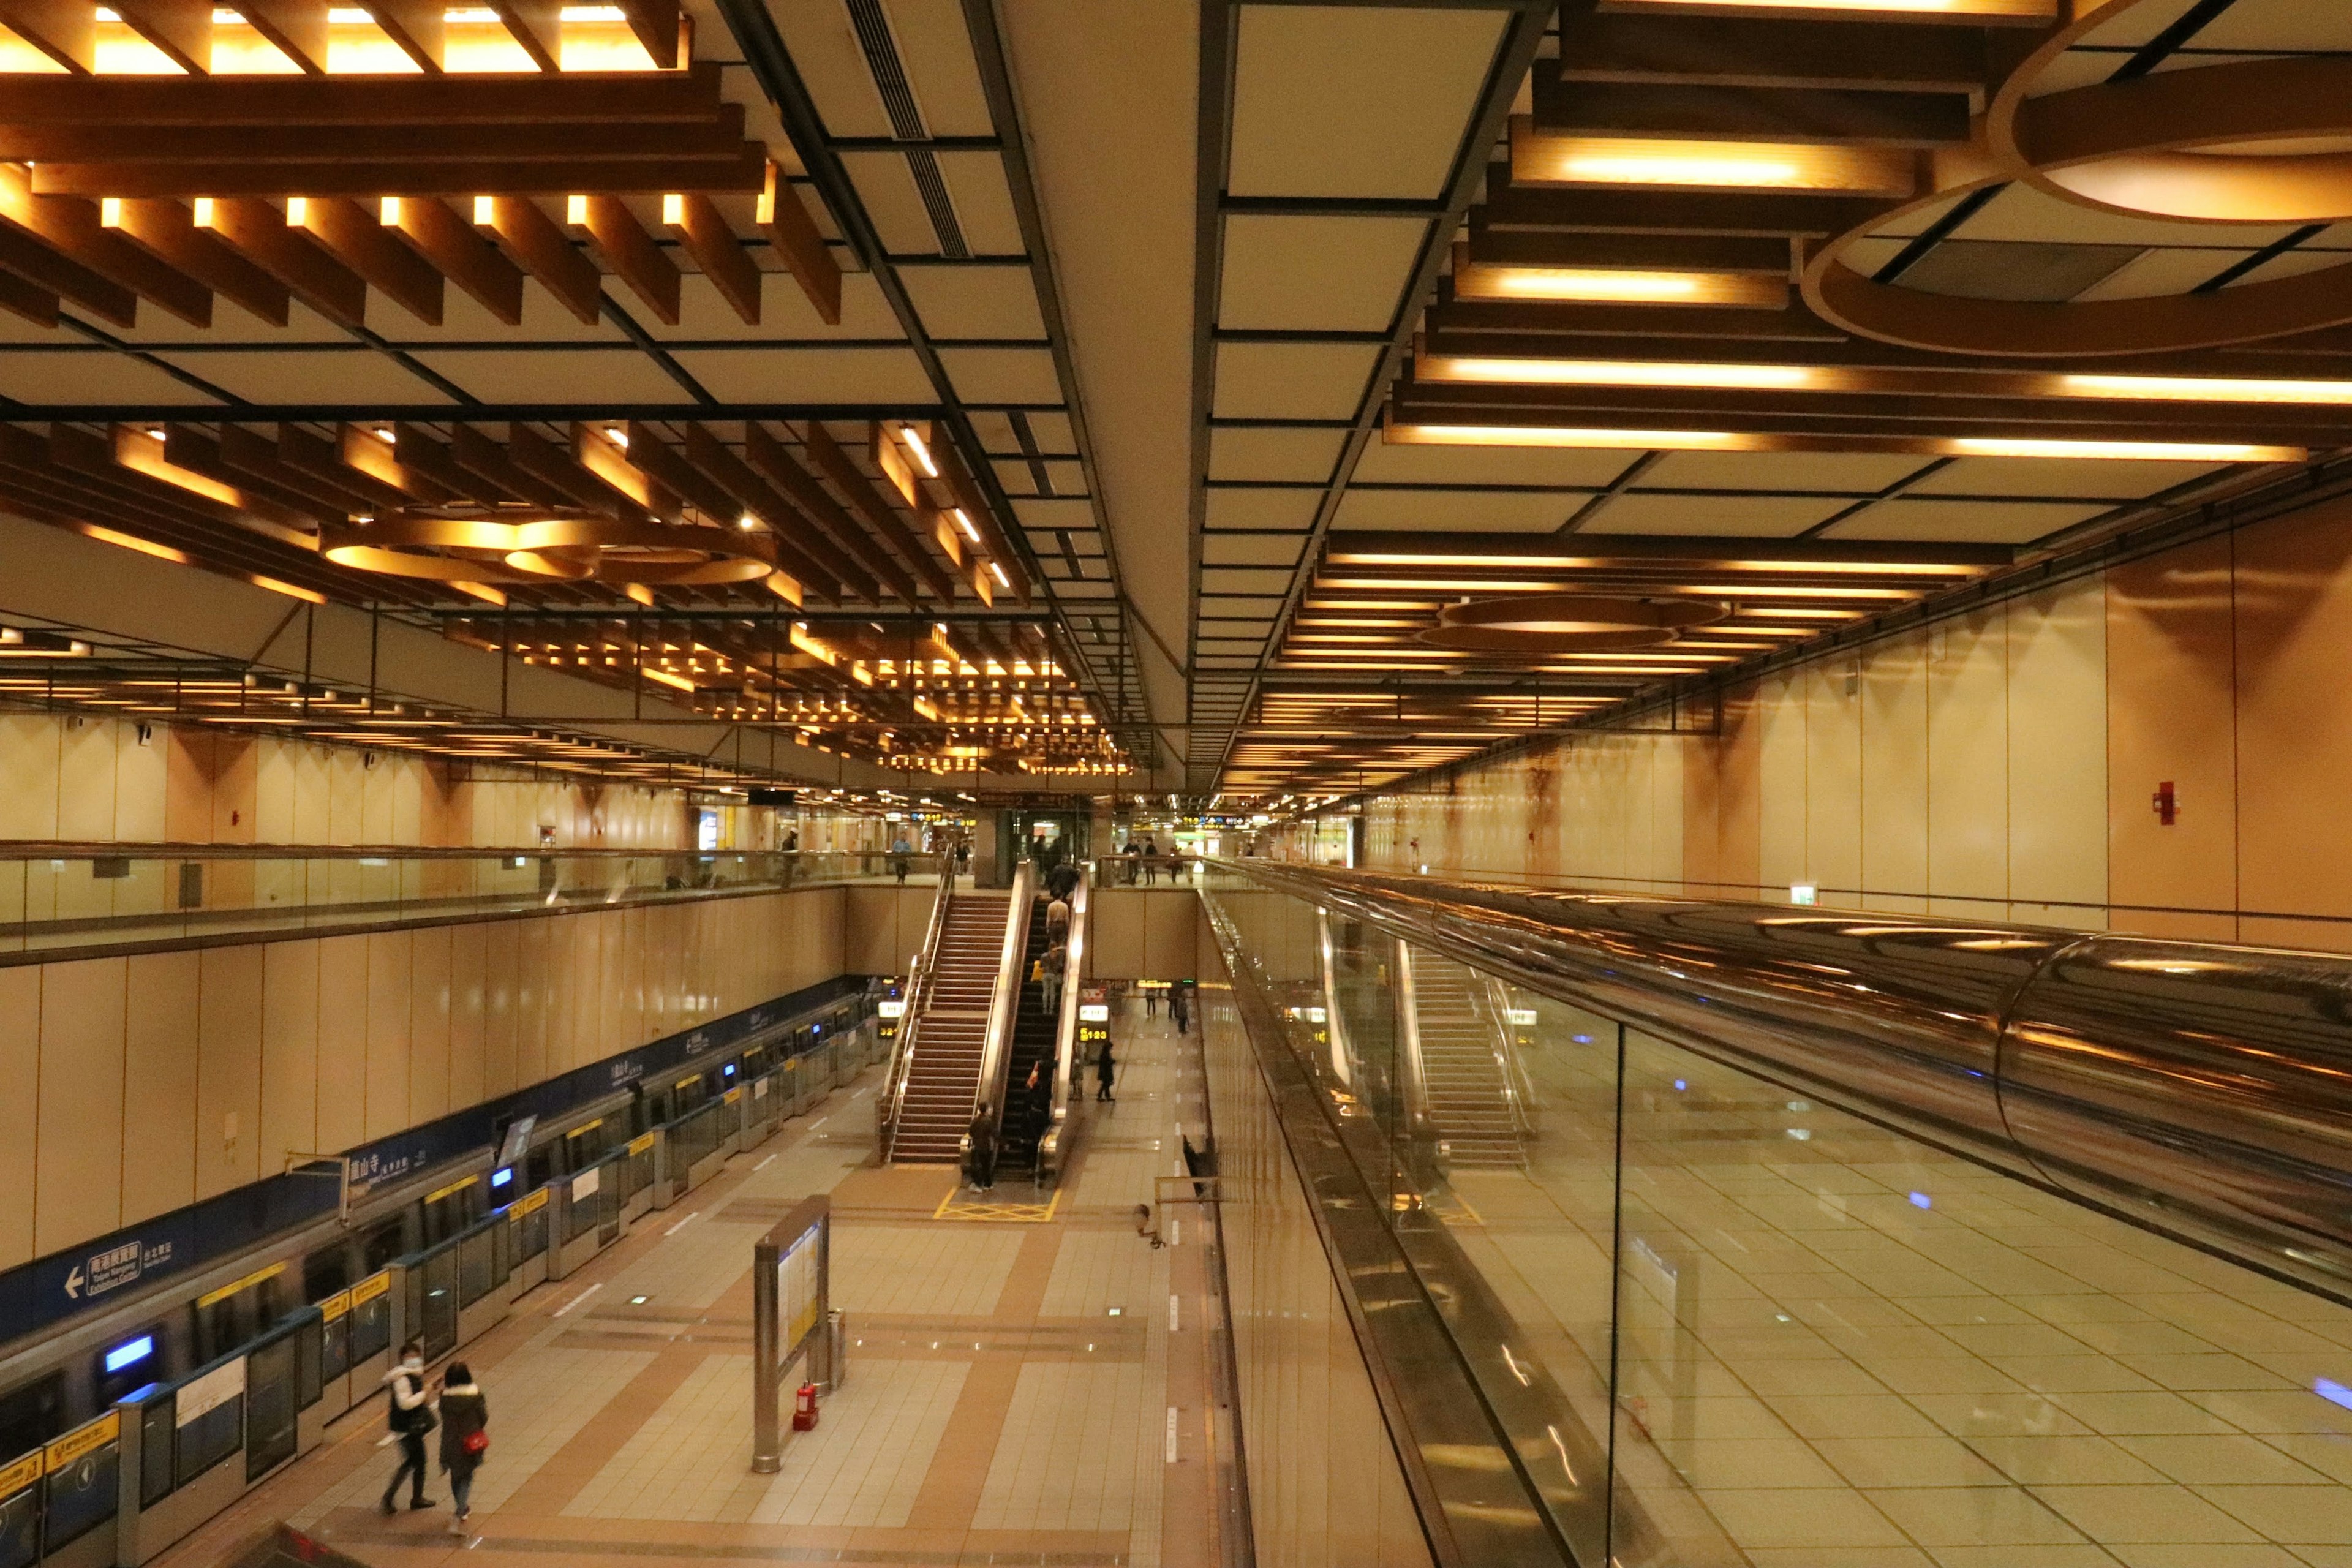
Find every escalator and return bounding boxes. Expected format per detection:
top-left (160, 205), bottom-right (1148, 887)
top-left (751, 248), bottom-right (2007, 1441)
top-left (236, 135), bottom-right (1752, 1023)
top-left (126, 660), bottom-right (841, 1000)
top-left (883, 878), bottom-right (1020, 1163)
top-left (999, 895), bottom-right (1058, 1174)
top-left (1406, 949), bottom-right (1527, 1170)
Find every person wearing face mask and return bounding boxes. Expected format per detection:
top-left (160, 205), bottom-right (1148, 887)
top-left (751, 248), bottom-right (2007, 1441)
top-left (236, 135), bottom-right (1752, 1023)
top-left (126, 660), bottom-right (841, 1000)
top-left (437, 1362), bottom-right (489, 1536)
top-left (380, 1340), bottom-right (437, 1515)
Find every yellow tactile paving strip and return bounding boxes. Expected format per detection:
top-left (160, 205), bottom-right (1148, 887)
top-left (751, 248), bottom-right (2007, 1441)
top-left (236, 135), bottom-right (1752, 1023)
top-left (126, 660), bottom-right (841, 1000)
top-left (154, 1010), bottom-right (1222, 1568)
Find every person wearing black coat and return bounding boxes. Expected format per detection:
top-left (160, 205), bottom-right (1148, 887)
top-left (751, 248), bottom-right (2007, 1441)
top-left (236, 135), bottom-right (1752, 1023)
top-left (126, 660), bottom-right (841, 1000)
top-left (1095, 1038), bottom-right (1117, 1102)
top-left (967, 1102), bottom-right (998, 1190)
top-left (437, 1363), bottom-right (489, 1535)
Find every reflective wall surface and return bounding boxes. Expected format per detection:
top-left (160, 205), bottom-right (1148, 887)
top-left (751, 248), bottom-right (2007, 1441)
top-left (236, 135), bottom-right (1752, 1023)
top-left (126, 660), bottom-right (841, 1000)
top-left (1207, 873), bottom-right (2352, 1568)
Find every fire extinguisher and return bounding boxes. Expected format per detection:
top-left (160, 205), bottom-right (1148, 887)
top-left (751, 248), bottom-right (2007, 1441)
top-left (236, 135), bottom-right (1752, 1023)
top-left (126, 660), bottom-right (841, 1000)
top-left (792, 1382), bottom-right (819, 1431)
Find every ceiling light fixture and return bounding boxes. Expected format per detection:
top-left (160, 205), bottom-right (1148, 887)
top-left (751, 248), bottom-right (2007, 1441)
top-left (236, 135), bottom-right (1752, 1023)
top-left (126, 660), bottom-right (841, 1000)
top-left (1385, 423), bottom-right (2303, 462)
top-left (1948, 436), bottom-right (2299, 462)
top-left (2057, 373), bottom-right (2352, 406)
top-left (1450, 263), bottom-right (1784, 307)
top-left (78, 524), bottom-right (190, 565)
top-left (1515, 132), bottom-right (1915, 197)
top-left (1388, 423), bottom-right (1746, 451)
top-left (1418, 354), bottom-right (1820, 391)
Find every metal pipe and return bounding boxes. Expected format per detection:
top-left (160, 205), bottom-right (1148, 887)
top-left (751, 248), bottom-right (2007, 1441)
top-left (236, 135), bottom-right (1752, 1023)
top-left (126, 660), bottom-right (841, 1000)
top-left (1226, 862), bottom-right (2352, 1299)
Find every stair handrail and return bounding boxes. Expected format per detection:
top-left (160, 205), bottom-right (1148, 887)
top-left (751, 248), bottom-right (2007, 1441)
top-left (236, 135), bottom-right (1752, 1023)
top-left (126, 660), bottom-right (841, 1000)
top-left (967, 857), bottom-right (1036, 1158)
top-left (1393, 937), bottom-right (1444, 1185)
top-left (878, 854), bottom-right (956, 1163)
top-left (1473, 971), bottom-right (1540, 1167)
top-left (1039, 862), bottom-right (1089, 1184)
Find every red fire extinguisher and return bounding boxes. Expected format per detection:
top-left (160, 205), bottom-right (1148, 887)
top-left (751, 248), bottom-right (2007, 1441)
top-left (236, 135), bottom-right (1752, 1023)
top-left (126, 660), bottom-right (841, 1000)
top-left (792, 1383), bottom-right (819, 1431)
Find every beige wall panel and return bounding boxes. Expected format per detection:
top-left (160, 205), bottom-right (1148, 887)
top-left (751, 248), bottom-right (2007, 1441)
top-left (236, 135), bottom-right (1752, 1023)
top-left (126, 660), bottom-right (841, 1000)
top-left (1803, 658), bottom-right (1863, 896)
top-left (253, 741), bottom-right (295, 843)
top-left (2007, 576), bottom-right (2109, 924)
top-left (410, 925), bottom-right (453, 1122)
top-left (1090, 888), bottom-right (1147, 978)
top-left (619, 905), bottom-right (647, 1047)
top-left (542, 915), bottom-right (579, 1073)
top-left (2106, 537), bottom-right (2239, 941)
top-left (595, 910), bottom-right (625, 1060)
top-left (1717, 688), bottom-right (1764, 892)
top-left (55, 718), bottom-right (118, 842)
top-left (313, 934), bottom-right (369, 1153)
top-left (291, 744), bottom-right (330, 843)
top-left (0, 967), bottom-right (36, 1265)
top-left (844, 886), bottom-right (906, 974)
top-left (195, 944), bottom-right (265, 1196)
top-left (515, 918), bottom-right (550, 1087)
top-left (447, 922), bottom-right (487, 1107)
top-left (1142, 890), bottom-right (1199, 979)
top-left (363, 932), bottom-right (414, 1139)
top-left (359, 755), bottom-right (396, 845)
top-left (326, 748), bottom-right (364, 845)
top-left (212, 736), bottom-right (258, 842)
top-left (0, 712), bottom-right (61, 839)
top-left (162, 729), bottom-right (212, 843)
top-left (1682, 734), bottom-right (1722, 891)
top-left (121, 949), bottom-right (200, 1226)
top-left (1755, 673), bottom-right (1808, 893)
top-left (34, 957), bottom-right (126, 1254)
top-left (1926, 606), bottom-right (2009, 913)
top-left (2233, 499), bottom-right (2352, 924)
top-left (115, 726), bottom-right (167, 842)
top-left (1858, 631), bottom-right (1931, 914)
top-left (257, 941), bottom-right (320, 1174)
top-left (481, 918), bottom-right (517, 1098)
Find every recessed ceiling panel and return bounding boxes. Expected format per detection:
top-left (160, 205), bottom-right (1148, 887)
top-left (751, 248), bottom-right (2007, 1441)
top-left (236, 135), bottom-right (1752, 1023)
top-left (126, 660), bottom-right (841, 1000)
top-left (771, 0), bottom-right (892, 138)
top-left (1203, 535), bottom-right (1304, 565)
top-left (156, 350), bottom-right (458, 407)
top-left (1228, 6), bottom-right (1506, 200)
top-left (1212, 342), bottom-right (1383, 420)
top-left (840, 151), bottom-right (943, 255)
top-left (1823, 499), bottom-right (2109, 544)
top-left (902, 265), bottom-right (1049, 341)
top-left (643, 273), bottom-right (907, 342)
top-left (412, 349), bottom-right (696, 405)
top-left (1333, 488), bottom-right (1574, 532)
top-left (886, 0), bottom-right (995, 136)
top-left (1218, 214), bottom-right (1429, 331)
top-left (0, 351), bottom-right (225, 405)
top-left (1205, 487), bottom-right (1322, 529)
top-left (1210, 427), bottom-right (1347, 482)
top-left (666, 346), bottom-right (937, 404)
top-left (1908, 457), bottom-right (2229, 500)
top-left (1578, 493), bottom-right (1850, 537)
top-left (937, 153), bottom-right (1028, 255)
top-left (1637, 451), bottom-right (1936, 494)
top-left (1351, 442), bottom-right (1640, 487)
top-left (940, 346), bottom-right (1062, 404)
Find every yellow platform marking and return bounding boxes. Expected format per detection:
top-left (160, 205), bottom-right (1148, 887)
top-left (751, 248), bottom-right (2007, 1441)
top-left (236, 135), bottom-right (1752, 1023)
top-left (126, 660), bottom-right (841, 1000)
top-left (933, 1186), bottom-right (1063, 1223)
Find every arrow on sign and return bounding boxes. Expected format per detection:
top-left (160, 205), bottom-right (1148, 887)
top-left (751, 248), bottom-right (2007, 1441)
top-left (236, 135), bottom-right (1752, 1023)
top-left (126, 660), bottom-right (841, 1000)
top-left (65, 1265), bottom-right (83, 1300)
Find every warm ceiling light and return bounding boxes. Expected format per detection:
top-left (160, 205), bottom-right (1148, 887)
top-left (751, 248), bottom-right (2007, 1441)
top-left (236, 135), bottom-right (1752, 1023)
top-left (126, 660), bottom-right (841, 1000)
top-left (1388, 423), bottom-right (1746, 452)
top-left (80, 523), bottom-right (190, 565)
top-left (250, 574), bottom-right (326, 604)
top-left (1515, 132), bottom-right (1913, 197)
top-left (1418, 355), bottom-right (1820, 391)
top-left (1452, 263), bottom-right (1782, 307)
top-left (2057, 374), bottom-right (2352, 406)
top-left (1948, 436), bottom-right (2299, 462)
top-left (900, 425), bottom-right (940, 478)
top-left (951, 508), bottom-right (981, 543)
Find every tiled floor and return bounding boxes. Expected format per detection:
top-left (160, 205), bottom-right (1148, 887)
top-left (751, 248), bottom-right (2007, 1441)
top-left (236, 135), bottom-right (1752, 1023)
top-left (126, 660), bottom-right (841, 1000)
top-left (1424, 984), bottom-right (2352, 1568)
top-left (154, 1007), bottom-right (1223, 1568)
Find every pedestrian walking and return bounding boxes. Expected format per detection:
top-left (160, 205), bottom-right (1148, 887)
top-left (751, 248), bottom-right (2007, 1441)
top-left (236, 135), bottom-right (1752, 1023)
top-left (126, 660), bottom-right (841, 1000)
top-left (955, 839), bottom-right (971, 884)
top-left (1171, 984), bottom-right (1191, 1036)
top-left (379, 1340), bottom-right (437, 1515)
top-left (1023, 1061), bottom-right (1053, 1150)
top-left (437, 1362), bottom-right (488, 1536)
top-left (1041, 938), bottom-right (1068, 1020)
top-left (1145, 984), bottom-right (1158, 1019)
top-left (966, 1101), bottom-right (998, 1190)
top-left (889, 835), bottom-right (911, 884)
top-left (1096, 1037), bottom-right (1117, 1102)
top-left (1046, 895), bottom-right (1070, 941)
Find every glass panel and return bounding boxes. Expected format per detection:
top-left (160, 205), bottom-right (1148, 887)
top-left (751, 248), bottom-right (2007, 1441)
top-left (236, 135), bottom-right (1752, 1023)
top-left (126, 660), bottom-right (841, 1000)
top-left (244, 1335), bottom-right (298, 1482)
top-left (419, 1250), bottom-right (459, 1359)
top-left (40, 1434), bottom-right (116, 1552)
top-left (138, 1398), bottom-right (173, 1507)
top-left (0, 1464), bottom-right (34, 1568)
top-left (347, 1284), bottom-right (391, 1366)
top-left (458, 1229), bottom-right (495, 1308)
top-left (319, 1311), bottom-right (350, 1385)
top-left (175, 1395), bottom-right (239, 1488)
top-left (296, 1317), bottom-right (323, 1411)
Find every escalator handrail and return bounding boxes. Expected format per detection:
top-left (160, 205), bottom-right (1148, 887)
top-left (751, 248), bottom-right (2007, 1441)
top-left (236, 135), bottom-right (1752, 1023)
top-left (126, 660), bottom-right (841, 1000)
top-left (878, 855), bottom-right (954, 1163)
top-left (970, 859), bottom-right (1037, 1152)
top-left (1040, 864), bottom-right (1089, 1182)
top-left (1216, 858), bottom-right (2352, 1300)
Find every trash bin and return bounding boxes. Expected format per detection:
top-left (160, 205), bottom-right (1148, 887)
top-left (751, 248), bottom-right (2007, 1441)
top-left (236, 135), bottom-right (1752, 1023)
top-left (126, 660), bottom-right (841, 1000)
top-left (821, 1309), bottom-right (848, 1394)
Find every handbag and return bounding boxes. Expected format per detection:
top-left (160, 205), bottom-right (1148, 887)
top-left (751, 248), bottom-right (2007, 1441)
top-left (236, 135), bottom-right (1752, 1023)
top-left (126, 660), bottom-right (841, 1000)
top-left (462, 1427), bottom-right (489, 1457)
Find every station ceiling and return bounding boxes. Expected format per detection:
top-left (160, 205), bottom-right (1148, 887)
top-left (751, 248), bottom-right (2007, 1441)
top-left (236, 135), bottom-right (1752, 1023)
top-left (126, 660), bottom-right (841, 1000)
top-left (0, 0), bottom-right (2341, 802)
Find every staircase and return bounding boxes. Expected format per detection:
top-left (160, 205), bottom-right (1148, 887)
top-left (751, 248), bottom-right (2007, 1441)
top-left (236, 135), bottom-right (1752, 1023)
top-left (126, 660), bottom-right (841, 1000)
top-left (1413, 953), bottom-right (1524, 1170)
top-left (892, 892), bottom-right (1011, 1162)
top-left (1001, 899), bottom-right (1058, 1172)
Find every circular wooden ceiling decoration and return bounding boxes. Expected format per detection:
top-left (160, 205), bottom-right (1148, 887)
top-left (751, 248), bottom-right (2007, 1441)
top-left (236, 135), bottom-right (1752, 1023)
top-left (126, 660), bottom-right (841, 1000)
top-left (1421, 594), bottom-right (1727, 654)
top-left (320, 511), bottom-right (778, 587)
top-left (1806, 0), bottom-right (2352, 357)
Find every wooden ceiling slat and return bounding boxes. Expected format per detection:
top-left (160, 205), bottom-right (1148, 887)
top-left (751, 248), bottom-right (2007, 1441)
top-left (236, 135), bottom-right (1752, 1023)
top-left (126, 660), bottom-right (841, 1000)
top-left (364, 0), bottom-right (446, 72)
top-left (682, 422), bottom-right (874, 604)
top-left (32, 151), bottom-right (768, 200)
top-left (0, 0), bottom-right (95, 73)
top-left (474, 194), bottom-right (601, 325)
top-left (295, 195), bottom-right (443, 325)
top-left (0, 166), bottom-right (210, 325)
top-left (108, 197), bottom-right (290, 325)
top-left (0, 219), bottom-right (129, 325)
top-left (669, 192), bottom-right (760, 326)
top-left (936, 442), bottom-right (1033, 606)
top-left (575, 194), bottom-right (678, 325)
top-left (745, 422), bottom-right (922, 605)
top-left (163, 426), bottom-right (341, 526)
top-left (804, 420), bottom-right (959, 603)
top-left (488, 0), bottom-right (561, 73)
top-left (235, 0), bottom-right (330, 74)
top-left (0, 116), bottom-right (755, 167)
top-left (205, 196), bottom-right (365, 326)
top-left (0, 66), bottom-right (730, 127)
top-left (386, 195), bottom-right (524, 325)
top-left (1462, 228), bottom-right (1793, 275)
top-left (627, 423), bottom-right (842, 603)
top-left (448, 422), bottom-right (576, 508)
top-left (1558, 12), bottom-right (1991, 100)
top-left (508, 422), bottom-right (654, 525)
top-left (760, 162), bottom-right (840, 326)
top-left (1532, 76), bottom-right (1973, 149)
top-left (110, 0), bottom-right (213, 77)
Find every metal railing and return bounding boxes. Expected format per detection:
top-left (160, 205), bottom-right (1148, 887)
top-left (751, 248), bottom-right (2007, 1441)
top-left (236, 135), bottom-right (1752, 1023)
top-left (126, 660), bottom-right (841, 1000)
top-left (966, 859), bottom-right (1036, 1162)
top-left (1039, 864), bottom-right (1089, 1184)
top-left (1202, 857), bottom-right (2352, 1568)
top-left (878, 859), bottom-right (956, 1163)
top-left (0, 846), bottom-right (949, 961)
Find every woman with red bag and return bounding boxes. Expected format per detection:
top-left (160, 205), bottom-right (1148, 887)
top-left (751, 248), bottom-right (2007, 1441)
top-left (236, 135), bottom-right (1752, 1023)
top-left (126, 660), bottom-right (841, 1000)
top-left (436, 1363), bottom-right (489, 1536)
